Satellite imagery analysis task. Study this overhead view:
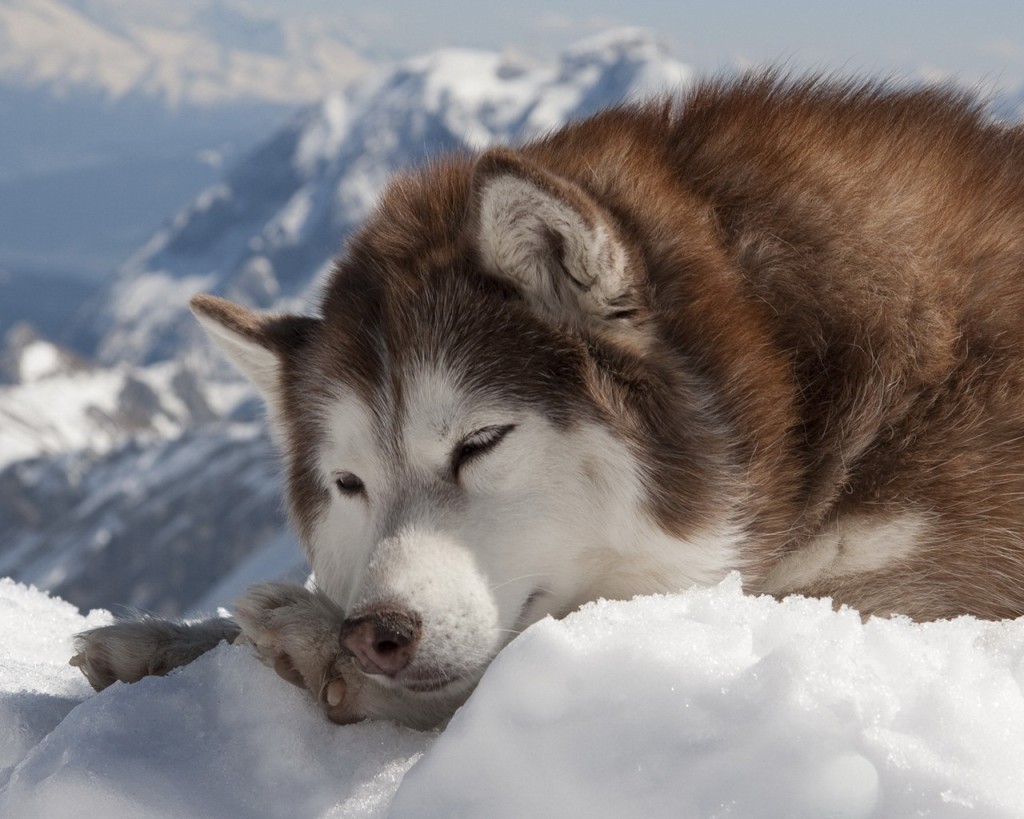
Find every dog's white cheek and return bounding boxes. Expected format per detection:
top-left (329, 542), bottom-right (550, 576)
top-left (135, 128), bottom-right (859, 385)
top-left (308, 499), bottom-right (374, 608)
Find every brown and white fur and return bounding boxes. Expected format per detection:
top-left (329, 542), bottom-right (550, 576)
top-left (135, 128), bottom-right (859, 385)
top-left (73, 74), bottom-right (1024, 728)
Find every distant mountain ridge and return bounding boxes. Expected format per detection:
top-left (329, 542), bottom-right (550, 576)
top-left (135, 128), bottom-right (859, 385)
top-left (71, 29), bottom-right (693, 367)
top-left (0, 0), bottom-right (372, 278)
top-left (0, 0), bottom-right (369, 107)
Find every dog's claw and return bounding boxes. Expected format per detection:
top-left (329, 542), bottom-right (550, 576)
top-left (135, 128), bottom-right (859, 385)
top-left (325, 678), bottom-right (346, 707)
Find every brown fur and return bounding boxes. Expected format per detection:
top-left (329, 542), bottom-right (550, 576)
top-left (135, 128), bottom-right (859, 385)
top-left (74, 74), bottom-right (1024, 725)
top-left (207, 74), bottom-right (1024, 621)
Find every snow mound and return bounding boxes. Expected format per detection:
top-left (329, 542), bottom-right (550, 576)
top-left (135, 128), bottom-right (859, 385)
top-left (3, 576), bottom-right (1024, 817)
top-left (0, 581), bottom-right (430, 818)
top-left (0, 578), bottom-right (108, 788)
top-left (395, 575), bottom-right (1024, 817)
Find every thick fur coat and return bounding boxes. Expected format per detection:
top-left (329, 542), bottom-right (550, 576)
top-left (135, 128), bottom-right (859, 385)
top-left (74, 75), bottom-right (1024, 727)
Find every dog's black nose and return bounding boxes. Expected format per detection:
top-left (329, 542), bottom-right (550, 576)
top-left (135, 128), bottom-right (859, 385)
top-left (340, 609), bottom-right (421, 676)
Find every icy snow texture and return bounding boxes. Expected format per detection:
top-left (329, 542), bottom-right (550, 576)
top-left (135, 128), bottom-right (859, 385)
top-left (2, 575), bottom-right (1023, 817)
top-left (0, 578), bottom-right (108, 788)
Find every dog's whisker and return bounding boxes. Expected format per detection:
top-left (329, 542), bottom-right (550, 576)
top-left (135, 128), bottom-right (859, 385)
top-left (488, 573), bottom-right (555, 593)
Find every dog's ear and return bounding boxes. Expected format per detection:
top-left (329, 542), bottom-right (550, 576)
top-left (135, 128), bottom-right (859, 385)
top-left (189, 294), bottom-right (319, 407)
top-left (468, 148), bottom-right (644, 335)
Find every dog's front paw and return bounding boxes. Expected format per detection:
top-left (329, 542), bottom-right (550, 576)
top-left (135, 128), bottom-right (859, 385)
top-left (234, 582), bottom-right (364, 723)
top-left (70, 617), bottom-right (241, 691)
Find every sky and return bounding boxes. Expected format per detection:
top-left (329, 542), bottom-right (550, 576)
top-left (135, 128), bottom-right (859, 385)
top-left (248, 0), bottom-right (1024, 90)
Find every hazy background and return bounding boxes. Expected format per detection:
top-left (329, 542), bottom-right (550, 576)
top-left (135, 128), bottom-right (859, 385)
top-left (255, 0), bottom-right (1024, 84)
top-left (4, 0), bottom-right (1024, 287)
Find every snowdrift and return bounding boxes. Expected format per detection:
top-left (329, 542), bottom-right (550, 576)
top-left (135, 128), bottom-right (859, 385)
top-left (2, 575), bottom-right (1023, 817)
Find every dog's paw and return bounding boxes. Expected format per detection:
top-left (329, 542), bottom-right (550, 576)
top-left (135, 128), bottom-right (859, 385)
top-left (234, 582), bottom-right (364, 723)
top-left (233, 583), bottom-right (468, 728)
top-left (70, 617), bottom-right (241, 692)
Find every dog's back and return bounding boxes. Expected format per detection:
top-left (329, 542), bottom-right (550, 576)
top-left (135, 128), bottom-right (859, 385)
top-left (73, 75), bottom-right (1024, 725)
top-left (497, 77), bottom-right (1024, 619)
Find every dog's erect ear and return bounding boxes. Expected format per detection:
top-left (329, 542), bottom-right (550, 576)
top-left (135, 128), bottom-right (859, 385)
top-left (468, 148), bottom-right (643, 333)
top-left (189, 294), bottom-right (318, 402)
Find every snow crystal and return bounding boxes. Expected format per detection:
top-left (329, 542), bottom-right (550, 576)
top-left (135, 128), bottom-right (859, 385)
top-left (3, 575), bottom-right (1024, 817)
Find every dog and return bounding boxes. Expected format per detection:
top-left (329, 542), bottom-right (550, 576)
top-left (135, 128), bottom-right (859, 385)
top-left (72, 74), bottom-right (1024, 728)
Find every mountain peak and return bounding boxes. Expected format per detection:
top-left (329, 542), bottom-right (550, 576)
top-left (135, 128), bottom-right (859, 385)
top-left (561, 27), bottom-right (672, 62)
top-left (0, 322), bottom-right (89, 384)
top-left (71, 34), bottom-right (694, 366)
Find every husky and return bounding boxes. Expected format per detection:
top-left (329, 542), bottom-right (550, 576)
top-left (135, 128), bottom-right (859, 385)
top-left (73, 74), bottom-right (1024, 728)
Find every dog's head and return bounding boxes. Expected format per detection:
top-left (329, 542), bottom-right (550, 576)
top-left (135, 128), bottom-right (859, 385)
top-left (191, 149), bottom-right (733, 701)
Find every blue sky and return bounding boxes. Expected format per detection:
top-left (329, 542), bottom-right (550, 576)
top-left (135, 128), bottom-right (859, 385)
top-left (254, 1), bottom-right (1024, 89)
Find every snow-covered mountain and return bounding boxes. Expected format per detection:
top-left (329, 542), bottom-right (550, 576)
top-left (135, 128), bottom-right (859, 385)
top-left (0, 0), bottom-right (368, 107)
top-left (0, 323), bottom-right (89, 386)
top-left (0, 30), bottom-right (693, 616)
top-left (0, 0), bottom-right (371, 280)
top-left (72, 28), bottom-right (693, 367)
top-left (0, 422), bottom-right (305, 617)
top-left (0, 325), bottom-right (302, 615)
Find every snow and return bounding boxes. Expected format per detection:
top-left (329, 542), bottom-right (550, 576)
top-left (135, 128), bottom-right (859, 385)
top-left (396, 577), bottom-right (1024, 817)
top-left (0, 366), bottom-right (124, 467)
top-left (0, 358), bottom-right (219, 469)
top-left (294, 96), bottom-right (350, 175)
top-left (0, 578), bottom-right (108, 788)
top-left (267, 187), bottom-right (315, 245)
top-left (106, 270), bottom-right (213, 334)
top-left (3, 574), bottom-right (1024, 817)
top-left (17, 339), bottom-right (63, 382)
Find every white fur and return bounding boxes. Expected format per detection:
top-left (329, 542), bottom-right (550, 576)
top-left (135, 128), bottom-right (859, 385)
top-left (308, 363), bottom-right (743, 702)
top-left (761, 514), bottom-right (928, 594)
top-left (312, 390), bottom-right (380, 610)
top-left (191, 310), bottom-right (280, 397)
top-left (475, 174), bottom-right (629, 319)
top-left (190, 309), bottom-right (287, 432)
